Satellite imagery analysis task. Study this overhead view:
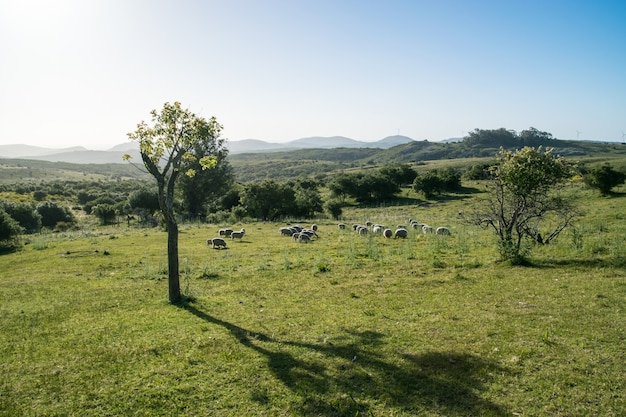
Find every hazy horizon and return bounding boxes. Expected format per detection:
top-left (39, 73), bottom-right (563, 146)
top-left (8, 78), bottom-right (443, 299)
top-left (1, 1), bottom-right (625, 150)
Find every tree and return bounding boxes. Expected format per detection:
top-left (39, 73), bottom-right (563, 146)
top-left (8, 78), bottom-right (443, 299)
top-left (36, 201), bottom-right (74, 228)
top-left (124, 102), bottom-right (223, 304)
top-left (0, 201), bottom-right (42, 234)
top-left (0, 207), bottom-right (23, 249)
top-left (583, 164), bottom-right (626, 196)
top-left (178, 134), bottom-right (232, 220)
top-left (379, 163), bottom-right (418, 187)
top-left (412, 169), bottom-right (459, 199)
top-left (92, 204), bottom-right (117, 225)
top-left (466, 147), bottom-right (576, 264)
top-left (128, 187), bottom-right (160, 213)
top-left (293, 181), bottom-right (323, 218)
top-left (241, 179), bottom-right (295, 221)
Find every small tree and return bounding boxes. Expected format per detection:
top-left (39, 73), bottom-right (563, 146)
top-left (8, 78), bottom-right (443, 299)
top-left (92, 204), bottom-right (117, 225)
top-left (124, 102), bottom-right (223, 304)
top-left (466, 147), bottom-right (576, 264)
top-left (0, 208), bottom-right (23, 250)
top-left (36, 201), bottom-right (74, 229)
top-left (583, 164), bottom-right (626, 196)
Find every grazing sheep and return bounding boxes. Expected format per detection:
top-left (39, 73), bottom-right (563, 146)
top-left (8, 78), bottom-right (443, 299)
top-left (207, 238), bottom-right (227, 250)
top-left (357, 226), bottom-right (369, 236)
top-left (436, 227), bottom-right (451, 235)
top-left (365, 221), bottom-right (373, 227)
top-left (311, 224), bottom-right (318, 231)
top-left (292, 232), bottom-right (301, 241)
top-left (301, 229), bottom-right (318, 239)
top-left (422, 225), bottom-right (434, 234)
top-left (394, 228), bottom-right (408, 239)
top-left (231, 228), bottom-right (246, 240)
top-left (279, 227), bottom-right (295, 236)
top-left (383, 228), bottom-right (393, 238)
top-left (411, 222), bottom-right (422, 229)
top-left (298, 233), bottom-right (311, 243)
top-left (219, 228), bottom-right (234, 237)
top-left (372, 224), bottom-right (384, 234)
top-left (338, 223), bottom-right (347, 230)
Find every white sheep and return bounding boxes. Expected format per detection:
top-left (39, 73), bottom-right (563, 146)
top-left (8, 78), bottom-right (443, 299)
top-left (357, 226), bottom-right (369, 236)
top-left (422, 225), bottom-right (434, 234)
top-left (372, 224), bottom-right (384, 234)
top-left (338, 223), bottom-right (347, 230)
top-left (231, 228), bottom-right (246, 240)
top-left (298, 233), bottom-right (311, 243)
top-left (383, 228), bottom-right (393, 238)
top-left (207, 238), bottom-right (227, 250)
top-left (311, 224), bottom-right (318, 231)
top-left (394, 228), bottom-right (408, 239)
top-left (436, 226), bottom-right (451, 235)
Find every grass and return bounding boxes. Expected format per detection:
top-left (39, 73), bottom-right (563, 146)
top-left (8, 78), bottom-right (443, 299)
top-left (1, 182), bottom-right (625, 416)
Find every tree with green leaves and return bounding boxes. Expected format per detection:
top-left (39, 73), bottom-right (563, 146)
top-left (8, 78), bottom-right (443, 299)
top-left (466, 147), bottom-right (576, 264)
top-left (241, 179), bottom-right (295, 221)
top-left (178, 134), bottom-right (232, 220)
top-left (124, 102), bottom-right (223, 304)
top-left (583, 164), bottom-right (626, 196)
top-left (0, 207), bottom-right (23, 250)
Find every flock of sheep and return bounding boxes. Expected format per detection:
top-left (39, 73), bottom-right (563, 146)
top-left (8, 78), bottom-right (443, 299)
top-left (338, 219), bottom-right (451, 239)
top-left (206, 219), bottom-right (450, 250)
top-left (206, 227), bottom-right (245, 249)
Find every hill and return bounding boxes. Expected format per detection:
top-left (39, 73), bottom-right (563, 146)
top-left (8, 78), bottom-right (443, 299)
top-left (1, 136), bottom-right (625, 184)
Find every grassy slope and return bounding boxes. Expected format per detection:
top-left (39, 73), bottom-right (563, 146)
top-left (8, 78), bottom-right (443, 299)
top-left (1, 183), bottom-right (625, 416)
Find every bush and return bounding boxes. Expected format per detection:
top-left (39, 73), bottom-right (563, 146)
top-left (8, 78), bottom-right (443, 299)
top-left (583, 164), bottom-right (626, 196)
top-left (0, 208), bottom-right (23, 247)
top-left (0, 201), bottom-right (42, 233)
top-left (36, 201), bottom-right (74, 229)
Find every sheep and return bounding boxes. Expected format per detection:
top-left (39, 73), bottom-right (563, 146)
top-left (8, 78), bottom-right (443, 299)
top-left (207, 237), bottom-right (227, 250)
top-left (279, 227), bottom-right (294, 236)
top-left (301, 229), bottom-right (318, 239)
top-left (422, 225), bottom-right (434, 234)
top-left (298, 233), bottom-right (311, 243)
top-left (219, 228), bottom-right (234, 237)
top-left (436, 226), bottom-right (451, 235)
top-left (231, 228), bottom-right (245, 240)
top-left (394, 228), bottom-right (408, 239)
top-left (311, 224), bottom-right (318, 231)
top-left (357, 226), bottom-right (369, 236)
top-left (338, 223), bottom-right (347, 230)
top-left (383, 228), bottom-right (393, 238)
top-left (372, 224), bottom-right (384, 234)
top-left (292, 232), bottom-right (301, 241)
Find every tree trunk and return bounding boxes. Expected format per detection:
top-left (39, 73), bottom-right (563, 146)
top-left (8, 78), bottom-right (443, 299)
top-left (167, 218), bottom-right (181, 304)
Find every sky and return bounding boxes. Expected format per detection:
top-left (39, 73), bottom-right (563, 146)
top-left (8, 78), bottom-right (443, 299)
top-left (1, 0), bottom-right (625, 150)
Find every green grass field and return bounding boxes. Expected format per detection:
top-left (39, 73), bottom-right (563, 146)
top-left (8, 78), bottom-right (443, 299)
top-left (1, 182), bottom-right (625, 416)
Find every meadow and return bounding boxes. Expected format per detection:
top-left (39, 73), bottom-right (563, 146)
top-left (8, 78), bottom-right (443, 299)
top-left (1, 182), bottom-right (624, 416)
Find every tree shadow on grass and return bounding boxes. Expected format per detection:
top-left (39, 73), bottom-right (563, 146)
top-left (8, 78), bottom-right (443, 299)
top-left (181, 304), bottom-right (508, 416)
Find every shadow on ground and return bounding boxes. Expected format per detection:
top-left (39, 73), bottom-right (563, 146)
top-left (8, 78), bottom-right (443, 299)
top-left (182, 304), bottom-right (508, 416)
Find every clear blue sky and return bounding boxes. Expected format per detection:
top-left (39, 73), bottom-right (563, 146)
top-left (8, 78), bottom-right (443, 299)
top-left (1, 0), bottom-right (625, 149)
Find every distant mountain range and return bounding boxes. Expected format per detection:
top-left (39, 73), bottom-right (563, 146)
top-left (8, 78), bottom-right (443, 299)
top-left (0, 135), bottom-right (435, 164)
